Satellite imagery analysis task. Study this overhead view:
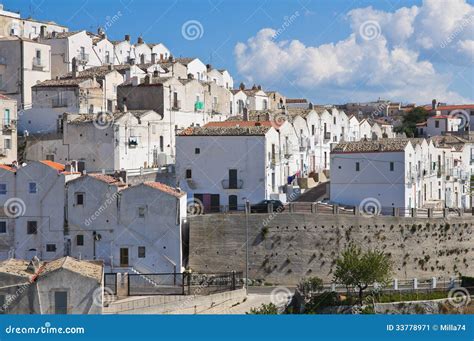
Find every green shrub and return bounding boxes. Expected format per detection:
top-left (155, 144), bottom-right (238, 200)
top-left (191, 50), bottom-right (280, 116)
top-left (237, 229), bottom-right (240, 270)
top-left (248, 303), bottom-right (279, 314)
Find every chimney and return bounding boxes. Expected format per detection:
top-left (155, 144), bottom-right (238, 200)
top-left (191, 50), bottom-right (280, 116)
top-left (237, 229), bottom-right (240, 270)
top-left (432, 99), bottom-right (437, 111)
top-left (26, 256), bottom-right (41, 274)
top-left (40, 25), bottom-right (47, 38)
top-left (97, 27), bottom-right (104, 37)
top-left (257, 85), bottom-right (262, 90)
top-left (187, 73), bottom-right (194, 80)
top-left (206, 63), bottom-right (211, 70)
top-left (108, 64), bottom-right (114, 71)
top-left (151, 53), bottom-right (157, 64)
top-left (137, 36), bottom-right (144, 44)
top-left (125, 34), bottom-right (130, 41)
top-left (144, 75), bottom-right (152, 84)
top-left (71, 57), bottom-right (78, 77)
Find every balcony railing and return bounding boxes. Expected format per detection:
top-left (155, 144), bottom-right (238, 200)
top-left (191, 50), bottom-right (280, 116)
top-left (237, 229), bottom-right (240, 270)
top-left (77, 53), bottom-right (89, 64)
top-left (221, 179), bottom-right (243, 189)
top-left (2, 119), bottom-right (16, 131)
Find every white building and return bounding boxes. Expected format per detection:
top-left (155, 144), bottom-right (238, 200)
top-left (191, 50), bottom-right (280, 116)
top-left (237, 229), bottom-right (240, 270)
top-left (0, 36), bottom-right (51, 109)
top-left (0, 4), bottom-right (67, 39)
top-left (175, 57), bottom-right (207, 81)
top-left (24, 110), bottom-right (173, 172)
top-left (176, 123), bottom-right (281, 209)
top-left (330, 138), bottom-right (471, 210)
top-left (66, 174), bottom-right (186, 273)
top-left (0, 94), bottom-right (17, 163)
top-left (0, 160), bottom-right (80, 261)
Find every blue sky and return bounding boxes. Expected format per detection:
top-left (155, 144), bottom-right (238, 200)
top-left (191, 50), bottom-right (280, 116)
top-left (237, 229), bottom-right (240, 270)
top-left (5, 0), bottom-right (474, 105)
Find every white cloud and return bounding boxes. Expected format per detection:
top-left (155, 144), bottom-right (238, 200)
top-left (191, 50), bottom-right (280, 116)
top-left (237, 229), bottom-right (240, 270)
top-left (234, 0), bottom-right (474, 103)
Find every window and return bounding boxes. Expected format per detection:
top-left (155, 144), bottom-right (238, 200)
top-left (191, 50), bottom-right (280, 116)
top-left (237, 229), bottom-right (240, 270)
top-left (138, 206), bottom-right (146, 218)
top-left (185, 169), bottom-right (192, 179)
top-left (29, 182), bottom-right (37, 194)
top-left (4, 139), bottom-right (10, 150)
top-left (54, 291), bottom-right (68, 314)
top-left (435, 120), bottom-right (439, 128)
top-left (138, 246), bottom-right (146, 258)
top-left (390, 162), bottom-right (394, 171)
top-left (195, 148), bottom-right (200, 154)
top-left (333, 117), bottom-right (336, 125)
top-left (46, 154), bottom-right (55, 161)
top-left (0, 184), bottom-right (6, 195)
top-left (76, 235), bottom-right (84, 246)
top-left (27, 221), bottom-right (37, 235)
top-left (4, 108), bottom-right (10, 123)
top-left (75, 193), bottom-right (84, 206)
top-left (46, 244), bottom-right (56, 252)
top-left (311, 125), bottom-right (315, 136)
top-left (0, 221), bottom-right (6, 233)
top-left (355, 162), bottom-right (360, 172)
top-left (159, 136), bottom-right (164, 152)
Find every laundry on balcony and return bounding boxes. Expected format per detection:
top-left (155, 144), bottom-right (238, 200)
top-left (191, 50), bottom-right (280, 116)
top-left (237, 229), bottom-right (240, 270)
top-left (194, 101), bottom-right (204, 111)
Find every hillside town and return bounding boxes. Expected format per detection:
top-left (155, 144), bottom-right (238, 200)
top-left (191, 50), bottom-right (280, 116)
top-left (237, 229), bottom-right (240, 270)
top-left (0, 3), bottom-right (472, 316)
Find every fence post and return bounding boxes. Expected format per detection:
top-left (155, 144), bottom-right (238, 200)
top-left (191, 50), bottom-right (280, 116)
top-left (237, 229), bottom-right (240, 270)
top-left (311, 203), bottom-right (316, 214)
top-left (232, 271), bottom-right (236, 291)
top-left (431, 277), bottom-right (437, 289)
top-left (127, 273), bottom-right (130, 297)
top-left (411, 208), bottom-right (416, 217)
top-left (331, 283), bottom-right (336, 292)
top-left (182, 273), bottom-right (186, 295)
top-left (289, 202), bottom-right (294, 213)
top-left (187, 272), bottom-right (191, 295)
top-left (443, 208), bottom-right (449, 218)
top-left (393, 278), bottom-right (398, 290)
top-left (392, 207), bottom-right (399, 217)
top-left (427, 208), bottom-right (433, 218)
top-left (413, 278), bottom-right (418, 290)
top-left (354, 206), bottom-right (359, 215)
top-left (333, 204), bottom-right (339, 215)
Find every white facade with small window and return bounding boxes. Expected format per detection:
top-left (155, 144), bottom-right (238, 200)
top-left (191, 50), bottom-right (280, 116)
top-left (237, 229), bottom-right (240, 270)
top-left (176, 126), bottom-right (281, 208)
top-left (67, 175), bottom-right (186, 273)
top-left (0, 161), bottom-right (79, 261)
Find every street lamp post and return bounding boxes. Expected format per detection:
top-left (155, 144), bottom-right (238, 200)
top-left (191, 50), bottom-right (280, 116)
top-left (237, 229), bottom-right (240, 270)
top-left (245, 200), bottom-right (250, 289)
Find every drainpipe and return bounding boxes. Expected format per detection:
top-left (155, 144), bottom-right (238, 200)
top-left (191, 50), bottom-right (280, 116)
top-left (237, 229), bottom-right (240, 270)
top-left (20, 40), bottom-right (24, 109)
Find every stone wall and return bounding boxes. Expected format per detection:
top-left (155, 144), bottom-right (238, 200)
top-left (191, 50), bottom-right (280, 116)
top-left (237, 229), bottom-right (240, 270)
top-left (188, 213), bottom-right (474, 285)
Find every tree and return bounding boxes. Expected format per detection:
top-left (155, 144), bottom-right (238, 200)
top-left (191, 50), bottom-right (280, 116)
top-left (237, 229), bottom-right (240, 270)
top-left (333, 245), bottom-right (392, 304)
top-left (248, 303), bottom-right (279, 314)
top-left (393, 106), bottom-right (429, 137)
top-left (297, 276), bottom-right (323, 298)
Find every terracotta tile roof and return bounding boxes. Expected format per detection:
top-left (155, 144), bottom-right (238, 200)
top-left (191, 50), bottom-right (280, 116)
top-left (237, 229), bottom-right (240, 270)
top-left (0, 165), bottom-right (15, 172)
top-left (286, 98), bottom-right (308, 104)
top-left (0, 94), bottom-right (13, 101)
top-left (33, 78), bottom-right (92, 88)
top-left (331, 138), bottom-right (421, 153)
top-left (40, 160), bottom-right (65, 171)
top-left (205, 121), bottom-right (272, 128)
top-left (62, 65), bottom-right (118, 80)
top-left (89, 173), bottom-right (127, 187)
top-left (41, 257), bottom-right (103, 282)
top-left (175, 57), bottom-right (195, 65)
top-left (429, 135), bottom-right (468, 151)
top-left (425, 104), bottom-right (474, 111)
top-left (0, 259), bottom-right (32, 278)
top-left (179, 126), bottom-right (271, 136)
top-left (144, 182), bottom-right (185, 198)
top-left (45, 31), bottom-right (81, 39)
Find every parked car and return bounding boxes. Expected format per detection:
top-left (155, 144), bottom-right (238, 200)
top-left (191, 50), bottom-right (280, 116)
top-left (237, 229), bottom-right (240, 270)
top-left (250, 200), bottom-right (284, 213)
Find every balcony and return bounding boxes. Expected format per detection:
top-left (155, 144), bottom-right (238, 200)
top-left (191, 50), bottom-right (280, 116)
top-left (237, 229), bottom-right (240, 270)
top-left (324, 132), bottom-right (331, 140)
top-left (2, 119), bottom-right (16, 131)
top-left (76, 53), bottom-right (89, 64)
top-left (32, 57), bottom-right (45, 70)
top-left (51, 98), bottom-right (68, 108)
top-left (221, 179), bottom-right (243, 189)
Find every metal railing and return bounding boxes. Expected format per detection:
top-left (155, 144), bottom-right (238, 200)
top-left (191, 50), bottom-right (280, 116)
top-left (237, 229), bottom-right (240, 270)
top-left (187, 202), bottom-right (473, 218)
top-left (127, 271), bottom-right (242, 296)
top-left (104, 273), bottom-right (117, 295)
top-left (51, 98), bottom-right (67, 108)
top-left (221, 179), bottom-right (243, 189)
